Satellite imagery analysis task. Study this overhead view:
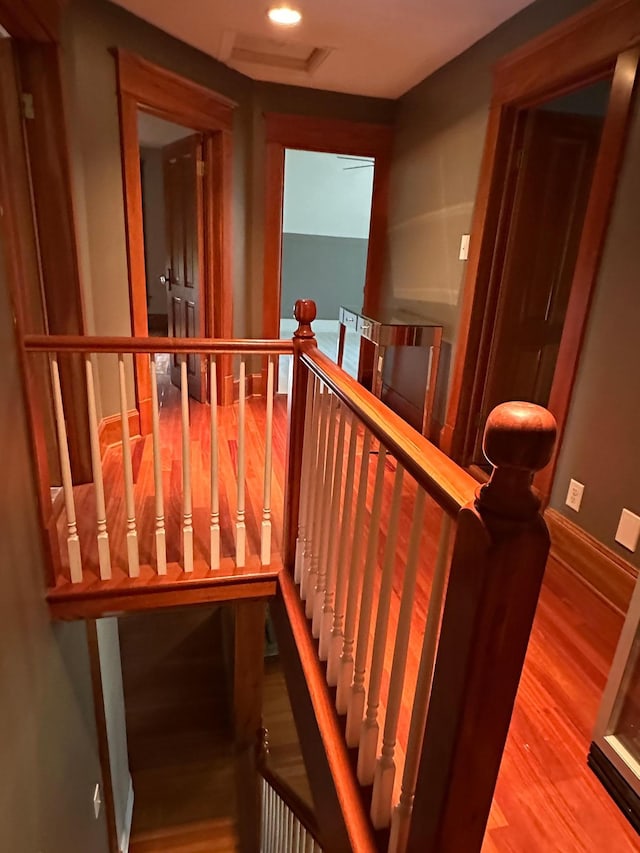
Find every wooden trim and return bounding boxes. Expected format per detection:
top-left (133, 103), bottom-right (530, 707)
top-left (232, 372), bottom-right (266, 401)
top-left (304, 346), bottom-right (477, 516)
top-left (23, 334), bottom-right (295, 355)
top-left (47, 572), bottom-right (279, 620)
top-left (262, 113), bottom-right (394, 340)
top-left (113, 50), bottom-right (236, 421)
top-left (444, 0), bottom-right (640, 503)
top-left (86, 620), bottom-right (120, 853)
top-left (0, 0), bottom-right (67, 42)
top-left (114, 49), bottom-right (236, 132)
top-left (546, 507), bottom-right (637, 615)
top-left (98, 409), bottom-right (141, 457)
top-left (271, 569), bottom-right (378, 853)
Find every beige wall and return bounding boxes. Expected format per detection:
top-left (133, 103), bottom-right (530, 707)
top-left (61, 0), bottom-right (394, 414)
top-left (549, 94), bottom-right (640, 569)
top-left (0, 232), bottom-right (110, 853)
top-left (382, 0), bottom-right (593, 429)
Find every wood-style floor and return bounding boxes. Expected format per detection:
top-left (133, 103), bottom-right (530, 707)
top-left (69, 374), bottom-right (638, 850)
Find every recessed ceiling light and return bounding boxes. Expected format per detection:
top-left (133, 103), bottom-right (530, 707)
top-left (267, 6), bottom-right (302, 26)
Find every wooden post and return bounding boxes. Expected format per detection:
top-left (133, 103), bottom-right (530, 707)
top-left (283, 299), bottom-right (317, 571)
top-left (407, 402), bottom-right (556, 853)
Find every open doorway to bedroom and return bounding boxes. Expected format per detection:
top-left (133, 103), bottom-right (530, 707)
top-left (278, 148), bottom-right (374, 390)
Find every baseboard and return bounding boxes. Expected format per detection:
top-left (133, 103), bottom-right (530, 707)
top-left (119, 775), bottom-right (134, 853)
top-left (545, 507), bottom-right (638, 615)
top-left (232, 372), bottom-right (264, 401)
top-left (98, 410), bottom-right (141, 457)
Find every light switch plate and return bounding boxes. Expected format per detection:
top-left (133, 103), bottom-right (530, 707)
top-left (459, 234), bottom-right (470, 261)
top-left (93, 783), bottom-right (102, 819)
top-left (615, 509), bottom-right (640, 552)
top-left (565, 479), bottom-right (584, 512)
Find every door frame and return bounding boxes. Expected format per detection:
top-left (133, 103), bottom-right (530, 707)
top-left (262, 113), bottom-right (394, 340)
top-left (114, 49), bottom-right (236, 423)
top-left (441, 0), bottom-right (640, 501)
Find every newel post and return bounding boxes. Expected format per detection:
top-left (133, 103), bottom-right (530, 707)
top-left (408, 402), bottom-right (556, 853)
top-left (283, 299), bottom-right (317, 570)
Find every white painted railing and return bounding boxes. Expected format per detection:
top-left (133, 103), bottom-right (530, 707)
top-left (260, 776), bottom-right (322, 853)
top-left (25, 337), bottom-right (290, 585)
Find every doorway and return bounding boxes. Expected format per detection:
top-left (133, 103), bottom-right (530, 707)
top-left (139, 111), bottom-right (206, 402)
top-left (278, 148), bottom-right (375, 389)
top-left (471, 79), bottom-right (611, 469)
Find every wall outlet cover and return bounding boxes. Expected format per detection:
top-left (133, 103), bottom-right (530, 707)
top-left (459, 234), bottom-right (470, 261)
top-left (615, 509), bottom-right (640, 553)
top-left (93, 783), bottom-right (102, 819)
top-left (565, 479), bottom-right (584, 512)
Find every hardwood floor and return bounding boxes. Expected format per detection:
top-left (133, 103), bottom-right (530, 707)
top-left (121, 604), bottom-right (241, 853)
top-left (63, 373), bottom-right (638, 849)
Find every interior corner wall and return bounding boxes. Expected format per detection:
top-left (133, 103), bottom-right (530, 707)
top-left (382, 0), bottom-right (594, 431)
top-left (0, 231), bottom-right (109, 853)
top-left (60, 0), bottom-right (394, 413)
top-left (549, 92), bottom-right (640, 569)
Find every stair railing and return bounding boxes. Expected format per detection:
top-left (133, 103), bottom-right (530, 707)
top-left (284, 299), bottom-right (556, 853)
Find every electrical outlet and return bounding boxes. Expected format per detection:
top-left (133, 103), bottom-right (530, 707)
top-left (565, 479), bottom-right (584, 512)
top-left (615, 509), bottom-right (640, 552)
top-left (93, 783), bottom-right (102, 819)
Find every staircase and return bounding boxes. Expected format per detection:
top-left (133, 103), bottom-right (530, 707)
top-left (20, 299), bottom-right (557, 852)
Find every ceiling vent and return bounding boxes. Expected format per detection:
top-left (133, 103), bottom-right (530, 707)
top-left (219, 31), bottom-right (331, 75)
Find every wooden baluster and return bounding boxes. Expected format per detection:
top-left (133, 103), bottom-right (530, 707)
top-left (84, 355), bottom-right (111, 579)
top-left (357, 463), bottom-right (405, 784)
top-left (304, 387), bottom-right (330, 614)
top-left (180, 356), bottom-right (194, 572)
top-left (284, 299), bottom-right (316, 568)
top-left (345, 446), bottom-right (388, 746)
top-left (261, 355), bottom-right (275, 565)
top-left (295, 375), bottom-right (317, 583)
top-left (236, 357), bottom-right (246, 567)
top-left (327, 412), bottom-right (359, 685)
top-left (336, 430), bottom-right (372, 713)
top-left (371, 487), bottom-right (427, 828)
top-left (209, 355), bottom-right (220, 570)
top-left (389, 513), bottom-right (452, 853)
top-left (118, 353), bottom-right (139, 577)
top-left (50, 354), bottom-right (82, 583)
top-left (318, 405), bottom-right (348, 659)
top-left (312, 395), bottom-right (342, 640)
top-left (407, 402), bottom-right (556, 853)
top-left (149, 353), bottom-right (167, 574)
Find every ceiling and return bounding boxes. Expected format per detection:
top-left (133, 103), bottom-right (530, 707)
top-left (137, 111), bottom-right (196, 148)
top-left (109, 0), bottom-right (535, 99)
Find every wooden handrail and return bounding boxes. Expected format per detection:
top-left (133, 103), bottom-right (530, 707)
top-left (22, 334), bottom-right (295, 355)
top-left (302, 346), bottom-right (478, 516)
top-left (257, 748), bottom-right (321, 844)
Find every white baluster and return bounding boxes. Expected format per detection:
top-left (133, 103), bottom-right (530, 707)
top-left (371, 487), bottom-right (426, 828)
top-left (261, 355), bottom-right (275, 565)
top-left (299, 825), bottom-right (308, 852)
top-left (118, 353), bottom-right (139, 577)
top-left (388, 514), bottom-right (453, 853)
top-left (318, 405), bottom-right (347, 658)
top-left (50, 354), bottom-right (82, 583)
top-left (149, 353), bottom-right (167, 574)
top-left (312, 395), bottom-right (341, 638)
top-left (303, 387), bottom-right (330, 611)
top-left (358, 464), bottom-right (405, 784)
top-left (336, 430), bottom-right (372, 713)
top-left (85, 356), bottom-right (111, 579)
top-left (295, 376), bottom-right (317, 583)
top-left (327, 412), bottom-right (358, 685)
top-left (286, 805), bottom-right (295, 853)
top-left (180, 356), bottom-right (194, 572)
top-left (210, 355), bottom-right (220, 570)
top-left (267, 781), bottom-right (275, 851)
top-left (236, 358), bottom-right (247, 567)
top-left (345, 446), bottom-right (388, 746)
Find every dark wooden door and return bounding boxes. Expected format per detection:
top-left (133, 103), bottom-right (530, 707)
top-left (163, 134), bottom-right (206, 401)
top-left (473, 109), bottom-right (602, 463)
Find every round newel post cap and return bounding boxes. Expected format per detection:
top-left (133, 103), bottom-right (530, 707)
top-left (293, 299), bottom-right (317, 338)
top-left (478, 402), bottom-right (557, 519)
top-left (483, 401), bottom-right (556, 473)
